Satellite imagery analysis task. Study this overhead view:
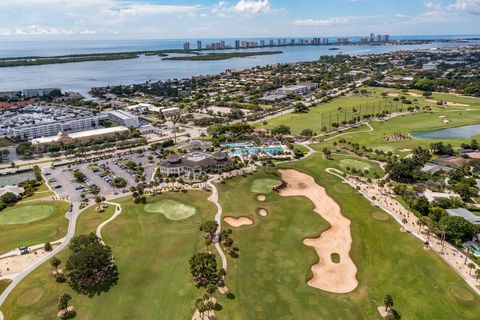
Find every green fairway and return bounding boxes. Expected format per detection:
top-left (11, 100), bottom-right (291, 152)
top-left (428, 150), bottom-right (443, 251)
top-left (1, 191), bottom-right (216, 320)
top-left (214, 155), bottom-right (480, 319)
top-left (250, 178), bottom-right (281, 194)
top-left (144, 199), bottom-right (197, 220)
top-left (0, 203), bottom-right (57, 225)
top-left (0, 200), bottom-right (69, 254)
top-left (337, 158), bottom-right (373, 172)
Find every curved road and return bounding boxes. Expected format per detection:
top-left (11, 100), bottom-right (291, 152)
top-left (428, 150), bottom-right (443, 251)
top-left (207, 179), bottom-right (228, 271)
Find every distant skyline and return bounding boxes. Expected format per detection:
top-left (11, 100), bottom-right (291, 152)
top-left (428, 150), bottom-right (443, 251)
top-left (0, 0), bottom-right (479, 40)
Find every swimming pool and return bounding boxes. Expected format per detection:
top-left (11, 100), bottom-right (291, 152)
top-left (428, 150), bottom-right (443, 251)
top-left (230, 146), bottom-right (284, 156)
top-left (222, 142), bottom-right (253, 148)
top-left (464, 244), bottom-right (480, 257)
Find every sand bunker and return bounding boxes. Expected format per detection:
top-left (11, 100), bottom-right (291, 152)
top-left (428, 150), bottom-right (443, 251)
top-left (387, 92), bottom-right (399, 97)
top-left (257, 208), bottom-right (268, 217)
top-left (0, 249), bottom-right (51, 275)
top-left (408, 92), bottom-right (421, 97)
top-left (257, 194), bottom-right (266, 202)
top-left (277, 169), bottom-right (358, 293)
top-left (224, 216), bottom-right (253, 227)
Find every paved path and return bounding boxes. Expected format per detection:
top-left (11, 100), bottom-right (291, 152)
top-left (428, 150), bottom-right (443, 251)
top-left (206, 179), bottom-right (228, 271)
top-left (96, 202), bottom-right (122, 242)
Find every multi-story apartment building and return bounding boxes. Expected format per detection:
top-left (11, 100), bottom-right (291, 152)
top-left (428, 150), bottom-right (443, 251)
top-left (22, 88), bottom-right (60, 98)
top-left (8, 115), bottom-right (104, 140)
top-left (106, 110), bottom-right (140, 128)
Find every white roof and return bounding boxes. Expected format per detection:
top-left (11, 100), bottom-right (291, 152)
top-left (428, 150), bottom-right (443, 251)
top-left (31, 126), bottom-right (129, 144)
top-left (0, 185), bottom-right (25, 196)
top-left (107, 110), bottom-right (137, 120)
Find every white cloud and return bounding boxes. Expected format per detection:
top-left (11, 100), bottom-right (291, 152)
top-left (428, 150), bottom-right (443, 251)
top-left (450, 0), bottom-right (480, 14)
top-left (292, 17), bottom-right (352, 27)
top-left (213, 0), bottom-right (274, 17)
top-left (0, 25), bottom-right (96, 36)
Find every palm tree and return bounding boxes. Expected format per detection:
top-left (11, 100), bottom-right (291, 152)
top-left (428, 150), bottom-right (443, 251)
top-left (438, 224), bottom-right (447, 251)
top-left (467, 262), bottom-right (475, 276)
top-left (195, 298), bottom-right (205, 320)
top-left (475, 269), bottom-right (480, 281)
top-left (383, 294), bottom-right (394, 312)
top-left (57, 292), bottom-right (72, 317)
top-left (401, 218), bottom-right (408, 230)
top-left (50, 257), bottom-right (61, 273)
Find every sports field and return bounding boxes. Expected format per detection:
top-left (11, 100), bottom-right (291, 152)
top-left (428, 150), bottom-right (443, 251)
top-left (0, 201), bottom-right (69, 254)
top-left (0, 191), bottom-right (216, 320)
top-left (214, 156), bottom-right (480, 319)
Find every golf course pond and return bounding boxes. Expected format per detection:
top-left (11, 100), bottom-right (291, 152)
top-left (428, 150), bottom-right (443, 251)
top-left (411, 124), bottom-right (480, 140)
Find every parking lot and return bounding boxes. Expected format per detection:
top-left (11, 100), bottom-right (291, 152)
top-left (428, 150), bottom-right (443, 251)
top-left (44, 150), bottom-right (158, 203)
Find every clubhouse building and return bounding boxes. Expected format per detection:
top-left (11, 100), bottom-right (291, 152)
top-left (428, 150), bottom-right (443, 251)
top-left (158, 151), bottom-right (233, 176)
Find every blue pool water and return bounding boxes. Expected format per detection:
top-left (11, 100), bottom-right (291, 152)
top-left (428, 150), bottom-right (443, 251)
top-left (411, 124), bottom-right (480, 140)
top-left (222, 142), bottom-right (252, 148)
top-left (466, 244), bottom-right (480, 257)
top-left (230, 146), bottom-right (283, 156)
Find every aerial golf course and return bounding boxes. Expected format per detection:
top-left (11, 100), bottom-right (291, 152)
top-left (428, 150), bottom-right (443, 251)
top-left (2, 89), bottom-right (480, 319)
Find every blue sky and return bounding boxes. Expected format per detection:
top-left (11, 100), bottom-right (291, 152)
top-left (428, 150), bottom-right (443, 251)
top-left (0, 0), bottom-right (479, 39)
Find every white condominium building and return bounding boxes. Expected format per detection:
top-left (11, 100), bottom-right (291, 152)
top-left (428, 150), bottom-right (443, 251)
top-left (8, 115), bottom-right (104, 140)
top-left (106, 110), bottom-right (140, 128)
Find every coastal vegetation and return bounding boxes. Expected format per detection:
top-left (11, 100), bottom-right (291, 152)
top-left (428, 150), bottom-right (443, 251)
top-left (0, 49), bottom-right (198, 68)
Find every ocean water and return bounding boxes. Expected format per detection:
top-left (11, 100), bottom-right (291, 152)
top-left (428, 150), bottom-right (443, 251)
top-left (0, 36), bottom-right (478, 95)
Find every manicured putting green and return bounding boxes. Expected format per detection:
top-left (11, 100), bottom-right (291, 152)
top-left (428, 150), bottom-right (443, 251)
top-left (0, 204), bottom-right (57, 225)
top-left (251, 178), bottom-right (281, 194)
top-left (144, 200), bottom-right (197, 221)
top-left (338, 158), bottom-right (372, 172)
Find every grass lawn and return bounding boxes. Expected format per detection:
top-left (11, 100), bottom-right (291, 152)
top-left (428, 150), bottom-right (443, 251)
top-left (0, 279), bottom-right (12, 295)
top-left (0, 200), bottom-right (69, 254)
top-left (0, 138), bottom-right (14, 147)
top-left (259, 87), bottom-right (438, 135)
top-left (332, 154), bottom-right (384, 177)
top-left (1, 191), bottom-right (216, 320)
top-left (215, 156), bottom-right (480, 319)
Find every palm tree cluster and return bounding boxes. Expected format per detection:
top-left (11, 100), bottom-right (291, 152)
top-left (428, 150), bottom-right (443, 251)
top-left (219, 228), bottom-right (239, 258)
